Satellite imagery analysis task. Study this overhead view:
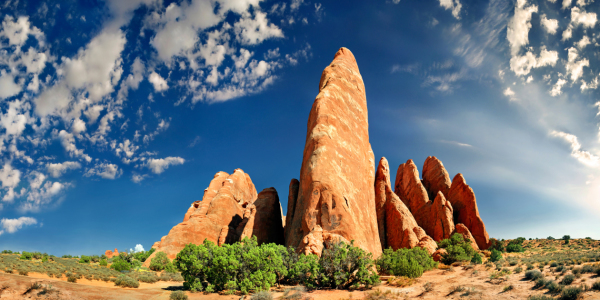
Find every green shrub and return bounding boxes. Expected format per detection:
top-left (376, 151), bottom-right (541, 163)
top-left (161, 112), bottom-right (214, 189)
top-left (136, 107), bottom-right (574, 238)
top-left (67, 274), bottom-right (77, 283)
top-left (563, 235), bottom-right (571, 244)
top-left (110, 259), bottom-right (131, 272)
top-left (528, 296), bottom-right (554, 300)
top-left (133, 248), bottom-right (156, 262)
top-left (506, 244), bottom-right (524, 253)
top-left (19, 252), bottom-right (32, 260)
top-left (471, 253), bottom-right (482, 264)
top-left (376, 247), bottom-right (437, 278)
top-left (170, 291), bottom-right (188, 300)
top-left (547, 236), bottom-right (555, 240)
top-left (137, 272), bottom-right (158, 283)
top-left (524, 270), bottom-right (543, 281)
top-left (62, 255), bottom-right (73, 258)
top-left (560, 274), bottom-right (575, 285)
top-left (514, 267), bottom-right (523, 273)
top-left (2, 250), bottom-right (13, 254)
top-left (164, 261), bottom-right (178, 273)
top-left (438, 234), bottom-right (476, 264)
top-left (489, 238), bottom-right (505, 252)
top-left (78, 255), bottom-right (90, 264)
top-left (99, 259), bottom-right (108, 266)
top-left (149, 252), bottom-right (170, 271)
top-left (547, 280), bottom-right (562, 293)
top-left (560, 286), bottom-right (582, 300)
top-left (490, 249), bottom-right (502, 262)
top-left (114, 274), bottom-right (139, 288)
top-left (592, 281), bottom-right (600, 291)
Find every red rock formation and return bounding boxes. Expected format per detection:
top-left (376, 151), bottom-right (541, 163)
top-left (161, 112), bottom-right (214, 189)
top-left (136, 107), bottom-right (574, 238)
top-left (394, 160), bottom-right (454, 242)
top-left (375, 157), bottom-right (437, 254)
top-left (237, 188), bottom-right (285, 245)
top-left (422, 156), bottom-right (452, 201)
top-left (448, 174), bottom-right (490, 250)
top-left (432, 248), bottom-right (447, 262)
top-left (144, 169), bottom-right (259, 266)
top-left (285, 47), bottom-right (382, 256)
top-left (284, 179), bottom-right (299, 246)
top-left (454, 223), bottom-right (479, 251)
top-left (104, 249), bottom-right (114, 258)
top-left (182, 201), bottom-right (201, 222)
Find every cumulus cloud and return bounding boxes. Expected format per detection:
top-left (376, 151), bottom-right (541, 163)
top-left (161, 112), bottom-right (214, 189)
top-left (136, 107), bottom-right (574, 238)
top-left (439, 0), bottom-right (462, 19)
top-left (510, 47), bottom-right (558, 76)
top-left (507, 0), bottom-right (538, 56)
top-left (0, 217), bottom-right (37, 234)
top-left (133, 244), bottom-right (144, 252)
top-left (550, 78), bottom-right (568, 96)
top-left (46, 161), bottom-right (81, 178)
top-left (540, 14), bottom-right (558, 34)
top-left (551, 131), bottom-right (599, 167)
top-left (148, 71), bottom-right (168, 91)
top-left (84, 163), bottom-right (121, 179)
top-left (145, 157), bottom-right (185, 174)
top-left (0, 72), bottom-right (22, 100)
top-left (234, 10), bottom-right (284, 45)
top-left (24, 180), bottom-right (68, 212)
top-left (0, 163), bottom-right (21, 202)
top-left (565, 47), bottom-right (589, 82)
top-left (58, 130), bottom-right (92, 162)
top-left (131, 173), bottom-right (148, 183)
top-left (503, 87), bottom-right (517, 100)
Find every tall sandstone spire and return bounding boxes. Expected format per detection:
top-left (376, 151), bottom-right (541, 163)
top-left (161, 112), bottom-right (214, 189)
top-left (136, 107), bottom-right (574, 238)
top-left (285, 48), bottom-right (382, 256)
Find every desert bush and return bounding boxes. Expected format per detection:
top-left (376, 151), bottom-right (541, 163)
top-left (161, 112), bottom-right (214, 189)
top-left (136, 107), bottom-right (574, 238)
top-left (581, 264), bottom-right (594, 273)
top-left (556, 265), bottom-right (565, 272)
top-left (547, 280), bottom-right (562, 293)
top-left (114, 274), bottom-right (139, 288)
top-left (137, 272), bottom-right (158, 283)
top-left (550, 262), bottom-right (559, 268)
top-left (364, 290), bottom-right (404, 300)
top-left (170, 291), bottom-right (188, 300)
top-left (506, 244), bottom-right (524, 253)
top-left (18, 268), bottom-right (29, 276)
top-left (438, 233), bottom-right (477, 264)
top-left (534, 278), bottom-right (550, 289)
top-left (376, 247), bottom-right (437, 278)
top-left (387, 276), bottom-right (416, 287)
top-left (563, 235), bottom-right (571, 244)
top-left (489, 238), bottom-right (505, 252)
top-left (490, 249), bottom-right (503, 262)
top-left (2, 250), bottom-right (13, 254)
top-left (251, 291), bottom-right (273, 300)
top-left (281, 286), bottom-right (307, 300)
top-left (561, 274), bottom-right (575, 285)
top-left (515, 267), bottom-right (523, 273)
top-left (19, 252), bottom-right (32, 260)
top-left (471, 252), bottom-right (483, 264)
top-left (528, 296), bottom-right (554, 300)
top-left (503, 284), bottom-right (514, 292)
top-left (560, 286), bottom-right (583, 300)
top-left (99, 259), bottom-right (108, 266)
top-left (525, 270), bottom-right (543, 281)
top-left (133, 248), bottom-right (156, 262)
top-left (67, 274), bottom-right (77, 283)
top-left (149, 252), bottom-right (170, 271)
top-left (592, 281), bottom-right (600, 291)
top-left (78, 255), bottom-right (90, 264)
top-left (62, 255), bottom-right (73, 258)
top-left (110, 257), bottom-right (131, 272)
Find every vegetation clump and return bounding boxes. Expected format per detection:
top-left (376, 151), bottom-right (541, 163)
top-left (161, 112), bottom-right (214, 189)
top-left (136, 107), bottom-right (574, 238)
top-left (376, 247), bottom-right (437, 278)
top-left (437, 234), bottom-right (477, 264)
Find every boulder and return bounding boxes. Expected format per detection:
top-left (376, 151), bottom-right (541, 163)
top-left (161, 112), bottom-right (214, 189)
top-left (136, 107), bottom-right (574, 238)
top-left (448, 174), bottom-right (490, 250)
top-left (375, 157), bottom-right (437, 254)
top-left (422, 156), bottom-right (452, 201)
top-left (104, 249), bottom-right (114, 259)
top-left (432, 248), bottom-right (447, 262)
top-left (454, 223), bottom-right (479, 251)
top-left (394, 160), bottom-right (454, 242)
top-left (143, 169), bottom-right (258, 266)
top-left (285, 47), bottom-right (382, 256)
top-left (237, 188), bottom-right (285, 245)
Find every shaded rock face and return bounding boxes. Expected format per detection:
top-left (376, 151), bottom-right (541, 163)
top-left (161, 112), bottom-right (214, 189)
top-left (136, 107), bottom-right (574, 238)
top-left (454, 223), bottom-right (479, 251)
top-left (375, 157), bottom-right (437, 254)
top-left (144, 169), bottom-right (285, 266)
top-left (285, 48), bottom-right (382, 256)
top-left (432, 248), bottom-right (447, 262)
top-left (394, 160), bottom-right (454, 242)
top-left (448, 174), bottom-right (490, 250)
top-left (284, 179), bottom-right (299, 246)
top-left (237, 188), bottom-right (285, 245)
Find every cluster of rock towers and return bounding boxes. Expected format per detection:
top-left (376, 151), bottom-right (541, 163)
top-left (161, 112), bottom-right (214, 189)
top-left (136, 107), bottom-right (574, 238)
top-left (136, 48), bottom-right (489, 265)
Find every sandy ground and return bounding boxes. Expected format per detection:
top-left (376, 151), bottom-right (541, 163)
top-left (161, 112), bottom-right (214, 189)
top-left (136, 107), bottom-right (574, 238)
top-left (2, 264), bottom-right (600, 299)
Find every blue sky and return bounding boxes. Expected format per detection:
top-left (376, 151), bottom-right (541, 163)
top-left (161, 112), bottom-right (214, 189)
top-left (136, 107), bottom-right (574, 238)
top-left (1, 0), bottom-right (600, 256)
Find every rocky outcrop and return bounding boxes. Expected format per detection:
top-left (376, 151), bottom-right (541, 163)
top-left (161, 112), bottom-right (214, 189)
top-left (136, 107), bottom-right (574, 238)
top-left (448, 174), bottom-right (490, 250)
top-left (144, 169), bottom-right (279, 266)
top-left (376, 157), bottom-right (437, 254)
top-left (422, 156), bottom-right (452, 201)
top-left (237, 188), bottom-right (285, 245)
top-left (454, 223), bottom-right (479, 251)
top-left (432, 248), bottom-right (447, 262)
top-left (285, 47), bottom-right (382, 256)
top-left (284, 179), bottom-right (299, 246)
top-left (394, 160), bottom-right (454, 242)
top-left (104, 248), bottom-right (119, 259)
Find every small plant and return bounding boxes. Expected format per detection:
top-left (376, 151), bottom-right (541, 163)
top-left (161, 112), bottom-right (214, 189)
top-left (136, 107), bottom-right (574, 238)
top-left (423, 282), bottom-right (433, 293)
top-left (170, 291), bottom-right (188, 300)
top-left (592, 281), bottom-right (600, 291)
top-left (528, 296), bottom-right (555, 300)
top-left (448, 285), bottom-right (466, 295)
top-left (364, 290), bottom-right (403, 300)
top-left (561, 274), bottom-right (575, 285)
top-left (99, 259), bottom-right (108, 266)
top-left (515, 267), bottom-right (523, 273)
top-left (387, 276), bottom-right (416, 287)
top-left (438, 234), bottom-right (477, 264)
top-left (490, 249), bottom-right (502, 262)
top-left (525, 270), bottom-right (543, 281)
top-left (547, 280), bottom-right (562, 293)
top-left (251, 291), bottom-right (273, 300)
top-left (560, 286), bottom-right (583, 300)
top-left (78, 255), bottom-right (90, 264)
top-left (67, 275), bottom-right (77, 283)
top-left (114, 274), bottom-right (140, 288)
top-left (281, 286), bottom-right (307, 300)
top-left (149, 251), bottom-right (170, 271)
top-left (376, 247), bottom-right (437, 278)
top-left (563, 235), bottom-right (571, 244)
top-left (23, 282), bottom-right (42, 294)
top-left (502, 284), bottom-right (514, 292)
top-left (19, 252), bottom-right (32, 260)
top-left (471, 252), bottom-right (482, 264)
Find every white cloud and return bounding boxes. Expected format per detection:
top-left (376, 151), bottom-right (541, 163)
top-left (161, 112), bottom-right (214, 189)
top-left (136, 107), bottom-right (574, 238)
top-left (0, 217), bottom-right (37, 234)
top-left (131, 173), bottom-right (148, 183)
top-left (565, 47), bottom-right (589, 82)
top-left (503, 87), bottom-right (517, 101)
top-left (234, 10), bottom-right (284, 45)
top-left (71, 118), bottom-right (86, 134)
top-left (0, 16), bottom-right (43, 48)
top-left (58, 130), bottom-right (92, 162)
top-left (115, 139), bottom-right (138, 159)
top-left (551, 131), bottom-right (599, 167)
top-left (509, 47), bottom-right (558, 76)
top-left (570, 6), bottom-right (596, 28)
top-left (550, 78), bottom-right (567, 96)
top-left (133, 244), bottom-right (144, 252)
top-left (148, 71), bottom-right (169, 91)
top-left (0, 72), bottom-right (22, 100)
top-left (439, 0), bottom-right (462, 19)
top-left (507, 0), bottom-right (538, 56)
top-left (46, 161), bottom-right (81, 178)
top-left (0, 100), bottom-right (29, 137)
top-left (145, 156), bottom-right (185, 174)
top-left (562, 0), bottom-right (573, 9)
top-left (84, 163), bottom-right (121, 179)
top-left (576, 35), bottom-right (591, 49)
top-left (24, 181), bottom-right (68, 212)
top-left (0, 163), bottom-right (21, 202)
top-left (540, 14), bottom-right (558, 34)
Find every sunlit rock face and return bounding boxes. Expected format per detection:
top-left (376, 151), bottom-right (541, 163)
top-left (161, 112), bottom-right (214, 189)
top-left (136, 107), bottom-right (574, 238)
top-left (285, 47), bottom-right (382, 257)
